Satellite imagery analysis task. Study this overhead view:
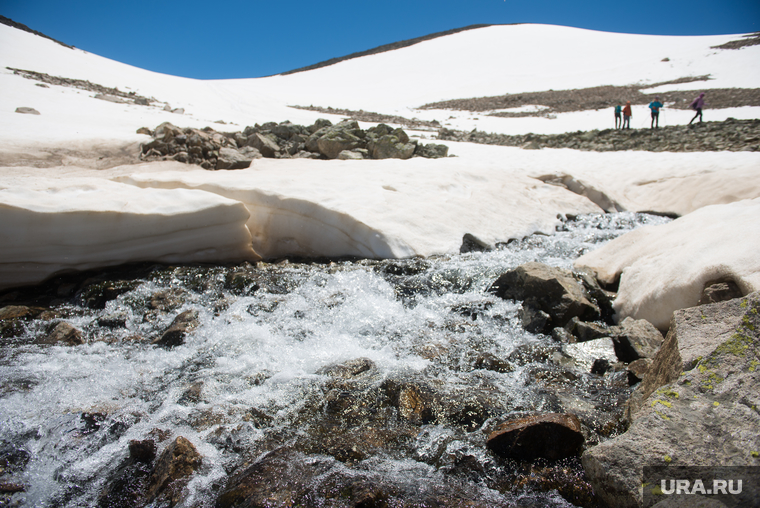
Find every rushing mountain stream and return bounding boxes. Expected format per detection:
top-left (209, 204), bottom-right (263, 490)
top-left (0, 212), bottom-right (671, 508)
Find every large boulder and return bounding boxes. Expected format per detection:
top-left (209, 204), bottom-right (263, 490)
top-left (246, 133), bottom-right (280, 158)
top-left (216, 147), bottom-right (252, 170)
top-left (582, 292), bottom-right (760, 508)
top-left (368, 134), bottom-right (416, 160)
top-left (316, 129), bottom-right (365, 159)
top-left (414, 143), bottom-right (449, 158)
top-left (488, 262), bottom-right (600, 332)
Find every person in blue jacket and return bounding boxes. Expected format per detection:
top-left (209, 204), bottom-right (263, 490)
top-left (614, 102), bottom-right (622, 129)
top-left (648, 96), bottom-right (663, 129)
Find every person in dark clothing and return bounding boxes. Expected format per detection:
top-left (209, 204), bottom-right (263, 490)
top-left (689, 92), bottom-right (706, 124)
top-left (614, 102), bottom-right (622, 129)
top-left (622, 101), bottom-right (632, 129)
top-left (648, 96), bottom-right (663, 128)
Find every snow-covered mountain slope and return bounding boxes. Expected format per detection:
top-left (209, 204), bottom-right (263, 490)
top-left (1, 22), bottom-right (759, 326)
top-left (2, 22), bottom-right (760, 144)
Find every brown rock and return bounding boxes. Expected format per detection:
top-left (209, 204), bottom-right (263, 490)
top-left (488, 262), bottom-right (600, 332)
top-left (487, 413), bottom-right (584, 460)
top-left (146, 436), bottom-right (201, 503)
top-left (35, 322), bottom-right (84, 346)
top-left (316, 357), bottom-right (374, 378)
top-left (698, 279), bottom-right (743, 305)
top-left (152, 310), bottom-right (200, 348)
top-left (0, 305), bottom-right (44, 320)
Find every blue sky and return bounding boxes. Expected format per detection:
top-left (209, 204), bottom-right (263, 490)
top-left (3, 0), bottom-right (759, 79)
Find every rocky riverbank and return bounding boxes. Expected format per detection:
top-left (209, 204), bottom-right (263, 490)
top-left (438, 118), bottom-right (760, 152)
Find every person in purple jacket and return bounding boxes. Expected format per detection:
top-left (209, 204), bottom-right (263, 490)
top-left (688, 92), bottom-right (706, 124)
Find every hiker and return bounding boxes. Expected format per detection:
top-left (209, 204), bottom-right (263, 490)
top-left (622, 101), bottom-right (632, 129)
top-left (614, 102), bottom-right (622, 129)
top-left (649, 96), bottom-right (663, 128)
top-left (689, 92), bottom-right (706, 124)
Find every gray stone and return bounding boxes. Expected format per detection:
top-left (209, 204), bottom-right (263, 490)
top-left (368, 134), bottom-right (416, 159)
top-left (317, 129), bottom-right (364, 159)
top-left (154, 122), bottom-right (181, 141)
top-left (271, 121), bottom-right (303, 140)
top-left (520, 303), bottom-right (551, 334)
top-left (337, 149), bottom-right (366, 160)
top-left (246, 132), bottom-right (280, 158)
top-left (308, 118), bottom-right (333, 133)
top-left (582, 292), bottom-right (760, 508)
top-left (565, 317), bottom-right (611, 342)
top-left (216, 147), bottom-right (252, 170)
top-left (626, 295), bottom-right (749, 419)
top-left (488, 262), bottom-right (600, 331)
top-left (238, 146), bottom-right (262, 159)
top-left (414, 143), bottom-right (449, 158)
top-left (15, 107), bottom-right (40, 115)
top-left (612, 316), bottom-right (664, 363)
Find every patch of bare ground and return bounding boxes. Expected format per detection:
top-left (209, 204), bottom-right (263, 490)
top-left (7, 67), bottom-right (155, 105)
top-left (289, 105), bottom-right (442, 130)
top-left (711, 32), bottom-right (760, 50)
top-left (419, 76), bottom-right (760, 116)
top-left (437, 118), bottom-right (760, 153)
top-left (0, 141), bottom-right (144, 169)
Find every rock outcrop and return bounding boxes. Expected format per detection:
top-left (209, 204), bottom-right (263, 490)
top-left (138, 119), bottom-right (450, 170)
top-left (582, 292), bottom-right (760, 507)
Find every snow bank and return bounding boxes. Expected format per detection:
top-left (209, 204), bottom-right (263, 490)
top-left (115, 156), bottom-right (603, 259)
top-left (574, 198), bottom-right (760, 330)
top-left (0, 177), bottom-right (258, 289)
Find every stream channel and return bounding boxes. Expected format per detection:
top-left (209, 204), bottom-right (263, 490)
top-left (0, 212), bottom-right (671, 507)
